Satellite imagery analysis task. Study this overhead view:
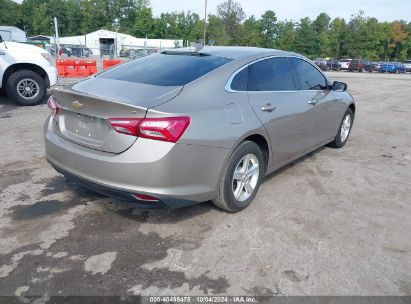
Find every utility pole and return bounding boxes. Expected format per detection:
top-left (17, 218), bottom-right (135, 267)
top-left (203, 0), bottom-right (208, 46)
top-left (54, 17), bottom-right (60, 58)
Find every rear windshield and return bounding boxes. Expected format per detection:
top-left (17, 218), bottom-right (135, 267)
top-left (99, 53), bottom-right (233, 86)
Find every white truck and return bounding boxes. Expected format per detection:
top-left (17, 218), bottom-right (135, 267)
top-left (0, 33), bottom-right (58, 106)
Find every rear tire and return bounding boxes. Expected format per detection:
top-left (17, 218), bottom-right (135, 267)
top-left (328, 108), bottom-right (354, 148)
top-left (5, 70), bottom-right (46, 106)
top-left (212, 141), bottom-right (265, 212)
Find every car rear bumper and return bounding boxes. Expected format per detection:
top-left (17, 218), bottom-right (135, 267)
top-left (44, 116), bottom-right (231, 208)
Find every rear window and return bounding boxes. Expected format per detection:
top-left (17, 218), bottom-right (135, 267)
top-left (99, 53), bottom-right (233, 86)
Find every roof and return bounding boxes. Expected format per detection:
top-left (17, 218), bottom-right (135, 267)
top-left (172, 46), bottom-right (303, 60)
top-left (0, 26), bottom-right (25, 33)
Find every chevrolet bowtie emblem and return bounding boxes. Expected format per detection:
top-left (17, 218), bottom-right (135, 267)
top-left (72, 101), bottom-right (84, 109)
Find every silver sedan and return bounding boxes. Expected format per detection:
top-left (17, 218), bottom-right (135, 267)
top-left (44, 47), bottom-right (355, 212)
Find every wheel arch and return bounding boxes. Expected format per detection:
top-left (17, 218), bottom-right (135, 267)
top-left (223, 130), bottom-right (271, 177)
top-left (348, 103), bottom-right (356, 116)
top-left (2, 63), bottom-right (50, 89)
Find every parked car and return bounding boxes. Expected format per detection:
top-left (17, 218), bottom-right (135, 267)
top-left (61, 45), bottom-right (92, 57)
top-left (61, 46), bottom-right (72, 57)
top-left (326, 58), bottom-right (342, 71)
top-left (0, 33), bottom-right (58, 106)
top-left (338, 59), bottom-right (352, 70)
top-left (313, 58), bottom-right (328, 70)
top-left (314, 58), bottom-right (341, 71)
top-left (403, 60), bottom-right (411, 72)
top-left (348, 59), bottom-right (371, 72)
top-left (44, 47), bottom-right (355, 212)
top-left (120, 48), bottom-right (145, 59)
top-left (71, 46), bottom-right (93, 57)
top-left (365, 61), bottom-right (384, 72)
top-left (379, 62), bottom-right (407, 74)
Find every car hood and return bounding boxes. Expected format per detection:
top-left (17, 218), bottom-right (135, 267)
top-left (3, 41), bottom-right (46, 53)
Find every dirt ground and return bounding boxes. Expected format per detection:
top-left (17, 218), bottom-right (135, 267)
top-left (0, 72), bottom-right (410, 297)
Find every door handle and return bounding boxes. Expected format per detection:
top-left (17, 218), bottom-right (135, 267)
top-left (308, 99), bottom-right (318, 105)
top-left (261, 103), bottom-right (276, 112)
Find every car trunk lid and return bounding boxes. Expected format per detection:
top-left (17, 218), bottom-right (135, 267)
top-left (52, 78), bottom-right (183, 153)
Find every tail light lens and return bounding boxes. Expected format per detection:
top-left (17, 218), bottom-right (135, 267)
top-left (108, 118), bottom-right (142, 137)
top-left (108, 116), bottom-right (190, 143)
top-left (47, 95), bottom-right (60, 115)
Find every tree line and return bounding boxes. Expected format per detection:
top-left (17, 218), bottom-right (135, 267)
top-left (1, 0), bottom-right (410, 60)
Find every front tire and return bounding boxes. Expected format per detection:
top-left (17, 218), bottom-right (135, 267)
top-left (328, 108), bottom-right (354, 148)
top-left (212, 141), bottom-right (265, 212)
top-left (5, 70), bottom-right (46, 106)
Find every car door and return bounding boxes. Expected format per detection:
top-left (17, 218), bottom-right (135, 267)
top-left (244, 57), bottom-right (319, 166)
top-left (288, 57), bottom-right (343, 145)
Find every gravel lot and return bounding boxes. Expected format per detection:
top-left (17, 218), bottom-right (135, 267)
top-left (0, 72), bottom-right (410, 297)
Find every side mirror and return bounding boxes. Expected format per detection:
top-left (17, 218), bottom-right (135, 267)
top-left (332, 81), bottom-right (347, 92)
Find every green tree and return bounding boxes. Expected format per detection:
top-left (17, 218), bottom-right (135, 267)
top-left (241, 16), bottom-right (262, 46)
top-left (275, 21), bottom-right (295, 51)
top-left (260, 10), bottom-right (277, 48)
top-left (176, 11), bottom-right (201, 41)
top-left (345, 11), bottom-right (367, 58)
top-left (65, 0), bottom-right (83, 36)
top-left (216, 0), bottom-right (245, 45)
top-left (133, 7), bottom-right (154, 37)
top-left (32, 3), bottom-right (51, 35)
top-left (293, 17), bottom-right (316, 57)
top-left (0, 0), bottom-right (22, 27)
top-left (312, 13), bottom-right (331, 57)
top-left (207, 14), bottom-right (229, 46)
top-left (329, 18), bottom-right (347, 58)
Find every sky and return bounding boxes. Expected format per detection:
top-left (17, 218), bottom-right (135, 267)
top-left (150, 0), bottom-right (411, 22)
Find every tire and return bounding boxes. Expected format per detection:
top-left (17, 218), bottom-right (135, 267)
top-left (328, 108), bottom-right (354, 149)
top-left (212, 141), bottom-right (265, 212)
top-left (5, 70), bottom-right (46, 106)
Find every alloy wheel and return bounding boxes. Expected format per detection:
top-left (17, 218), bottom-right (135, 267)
top-left (340, 114), bottom-right (352, 143)
top-left (232, 154), bottom-right (260, 202)
top-left (17, 78), bottom-right (40, 100)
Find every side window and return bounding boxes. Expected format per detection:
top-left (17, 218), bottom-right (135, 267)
top-left (247, 57), bottom-right (295, 91)
top-left (289, 58), bottom-right (328, 90)
top-left (230, 67), bottom-right (248, 91)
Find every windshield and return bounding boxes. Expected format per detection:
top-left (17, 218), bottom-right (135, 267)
top-left (99, 53), bottom-right (233, 86)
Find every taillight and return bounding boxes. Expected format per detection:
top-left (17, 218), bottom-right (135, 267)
top-left (138, 117), bottom-right (190, 142)
top-left (47, 95), bottom-right (60, 115)
top-left (108, 116), bottom-right (190, 143)
top-left (107, 118), bottom-right (142, 136)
